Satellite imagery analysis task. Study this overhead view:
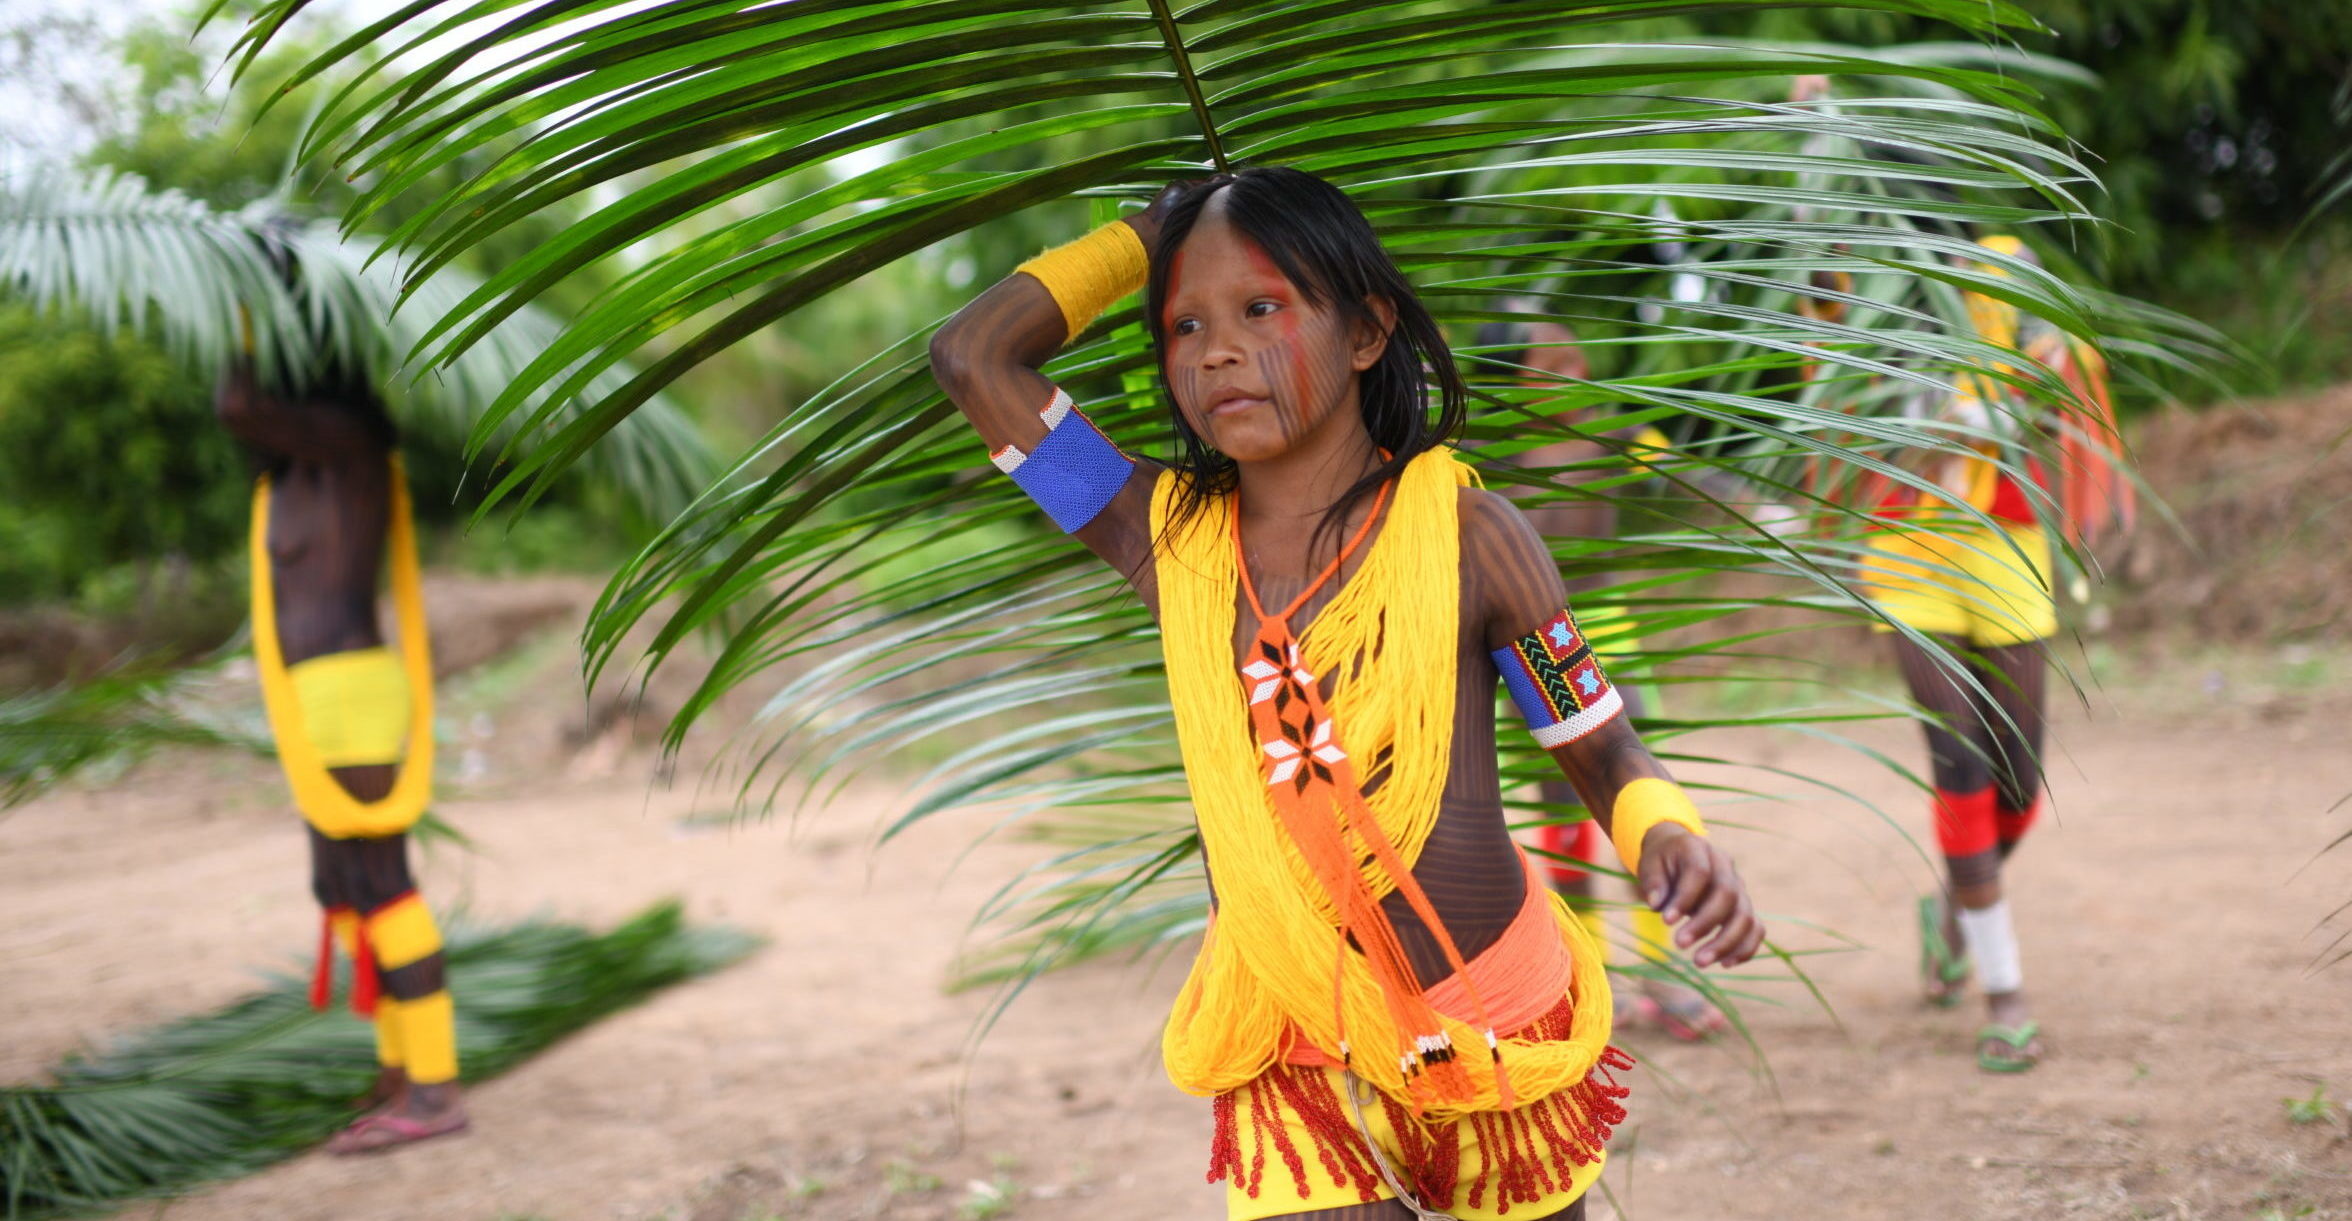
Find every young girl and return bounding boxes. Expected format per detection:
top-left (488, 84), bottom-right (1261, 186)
top-left (931, 167), bottom-right (1762, 1220)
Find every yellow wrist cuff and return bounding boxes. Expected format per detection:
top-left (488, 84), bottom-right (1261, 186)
top-left (1016, 219), bottom-right (1149, 344)
top-left (1610, 777), bottom-right (1707, 875)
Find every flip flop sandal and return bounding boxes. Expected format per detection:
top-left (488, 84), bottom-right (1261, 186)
top-left (326, 1110), bottom-right (470, 1155)
top-left (1613, 992), bottom-right (1662, 1030)
top-left (1917, 894), bottom-right (1970, 1009)
top-left (1976, 1022), bottom-right (2042, 1073)
top-left (1650, 995), bottom-right (1731, 1044)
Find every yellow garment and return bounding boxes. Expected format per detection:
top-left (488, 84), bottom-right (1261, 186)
top-left (1625, 424), bottom-right (1674, 476)
top-left (1223, 1063), bottom-right (1606, 1220)
top-left (1861, 518), bottom-right (2056, 646)
top-left (1940, 235), bottom-right (2028, 513)
top-left (1572, 906), bottom-right (1609, 950)
top-left (1154, 448), bottom-right (1613, 1121)
top-left (1607, 777), bottom-right (1708, 876)
top-left (1628, 907), bottom-right (1675, 967)
top-left (329, 908), bottom-right (363, 957)
top-left (286, 649), bottom-right (410, 767)
top-left (364, 893), bottom-right (443, 971)
top-left (373, 997), bottom-right (406, 1070)
top-left (250, 455), bottom-right (436, 839)
top-left (327, 909), bottom-right (407, 1065)
top-left (394, 990), bottom-right (459, 1085)
top-left (1016, 219), bottom-right (1148, 342)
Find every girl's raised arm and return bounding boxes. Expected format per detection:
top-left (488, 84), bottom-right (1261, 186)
top-left (929, 189), bottom-right (1182, 590)
top-left (1464, 488), bottom-right (1765, 969)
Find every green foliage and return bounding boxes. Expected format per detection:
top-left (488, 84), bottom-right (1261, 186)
top-left (2282, 1084), bottom-right (2337, 1127)
top-left (1726, 0), bottom-right (2352, 395)
top-left (427, 502), bottom-right (642, 578)
top-left (0, 315), bottom-right (250, 602)
top-left (0, 661), bottom-right (260, 810)
top-left (85, 19), bottom-right (324, 213)
top-left (0, 167), bottom-right (714, 520)
top-left (0, 901), bottom-right (759, 1219)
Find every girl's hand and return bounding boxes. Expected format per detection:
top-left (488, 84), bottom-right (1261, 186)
top-left (1638, 823), bottom-right (1763, 968)
top-left (1126, 180), bottom-right (1194, 246)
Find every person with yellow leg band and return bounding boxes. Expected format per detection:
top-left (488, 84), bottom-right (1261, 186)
top-left (1842, 236), bottom-right (2068, 1074)
top-left (365, 893), bottom-right (459, 1088)
top-left (217, 353), bottom-right (468, 1154)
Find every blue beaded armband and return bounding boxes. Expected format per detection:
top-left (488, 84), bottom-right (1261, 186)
top-left (1492, 609), bottom-right (1625, 748)
top-left (990, 388), bottom-right (1135, 534)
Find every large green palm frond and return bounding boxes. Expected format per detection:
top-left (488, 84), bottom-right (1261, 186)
top-left (0, 167), bottom-right (712, 519)
top-left (209, 2), bottom-right (2219, 996)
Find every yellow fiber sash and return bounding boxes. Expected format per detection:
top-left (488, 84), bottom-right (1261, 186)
top-left (1154, 449), bottom-right (1610, 1120)
top-left (250, 456), bottom-right (435, 838)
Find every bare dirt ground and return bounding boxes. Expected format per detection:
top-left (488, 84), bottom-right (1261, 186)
top-left (6, 606), bottom-right (2351, 1221)
top-left (7, 385), bottom-right (2351, 1221)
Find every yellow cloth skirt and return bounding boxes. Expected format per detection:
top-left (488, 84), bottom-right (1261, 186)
top-left (1860, 518), bottom-right (2057, 646)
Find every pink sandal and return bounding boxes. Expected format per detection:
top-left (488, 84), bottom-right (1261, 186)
top-left (326, 1110), bottom-right (470, 1155)
top-left (1650, 995), bottom-right (1730, 1043)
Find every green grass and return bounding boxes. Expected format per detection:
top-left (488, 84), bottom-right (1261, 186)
top-left (2282, 1084), bottom-right (2337, 1126)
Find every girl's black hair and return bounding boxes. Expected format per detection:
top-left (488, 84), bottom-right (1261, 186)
top-left (1143, 166), bottom-right (1464, 546)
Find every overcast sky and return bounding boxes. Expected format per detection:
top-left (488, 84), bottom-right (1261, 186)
top-left (1, 0), bottom-right (436, 169)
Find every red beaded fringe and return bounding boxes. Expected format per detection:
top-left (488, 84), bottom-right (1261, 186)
top-left (1208, 996), bottom-right (1635, 1213)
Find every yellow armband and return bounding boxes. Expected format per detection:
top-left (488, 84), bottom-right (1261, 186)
top-left (1609, 777), bottom-right (1708, 875)
top-left (1016, 219), bottom-right (1149, 343)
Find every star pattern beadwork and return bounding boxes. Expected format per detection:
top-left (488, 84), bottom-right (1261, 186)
top-left (1492, 608), bottom-right (1625, 749)
top-left (1245, 638), bottom-right (1347, 793)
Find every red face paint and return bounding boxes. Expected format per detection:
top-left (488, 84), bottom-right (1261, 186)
top-left (1160, 247), bottom-right (1190, 336)
top-left (1239, 241), bottom-right (1297, 308)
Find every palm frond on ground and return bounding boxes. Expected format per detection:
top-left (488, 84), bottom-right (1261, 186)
top-left (0, 901), bottom-right (757, 1220)
top-left (0, 167), bottom-right (712, 519)
top-left (0, 661), bottom-right (262, 812)
top-left (212, 2), bottom-right (2219, 1006)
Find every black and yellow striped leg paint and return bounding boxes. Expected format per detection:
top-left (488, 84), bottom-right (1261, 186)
top-left (361, 892), bottom-right (457, 1086)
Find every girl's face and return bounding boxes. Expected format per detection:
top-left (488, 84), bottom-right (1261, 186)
top-left (1161, 196), bottom-right (1391, 464)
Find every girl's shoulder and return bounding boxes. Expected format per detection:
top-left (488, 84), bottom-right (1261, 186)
top-left (1454, 483), bottom-right (1567, 636)
top-left (1456, 484), bottom-right (1542, 550)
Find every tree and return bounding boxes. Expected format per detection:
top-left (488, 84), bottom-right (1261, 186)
top-left (208, 0), bottom-right (2214, 994)
top-left (0, 166), bottom-right (711, 519)
top-left (0, 315), bottom-right (251, 604)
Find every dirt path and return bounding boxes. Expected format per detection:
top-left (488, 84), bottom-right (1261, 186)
top-left (5, 643), bottom-right (2350, 1221)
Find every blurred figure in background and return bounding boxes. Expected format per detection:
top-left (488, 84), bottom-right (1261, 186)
top-left (1846, 233), bottom-right (2131, 1073)
top-left (216, 347), bottom-right (468, 1150)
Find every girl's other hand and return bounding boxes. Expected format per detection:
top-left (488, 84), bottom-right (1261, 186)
top-left (1639, 823), bottom-right (1764, 968)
